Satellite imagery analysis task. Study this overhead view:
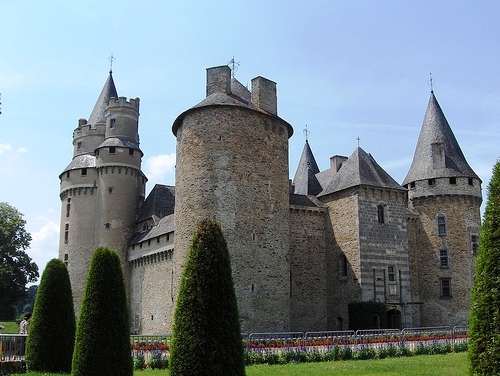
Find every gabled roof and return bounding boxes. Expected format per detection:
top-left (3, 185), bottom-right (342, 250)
top-left (137, 184), bottom-right (175, 222)
top-left (318, 147), bottom-right (404, 197)
top-left (403, 92), bottom-right (479, 185)
top-left (292, 140), bottom-right (322, 196)
top-left (88, 71), bottom-right (118, 126)
top-left (130, 213), bottom-right (174, 245)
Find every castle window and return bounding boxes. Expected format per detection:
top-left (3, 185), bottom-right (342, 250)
top-left (81, 168), bottom-right (87, 176)
top-left (166, 233), bottom-right (170, 241)
top-left (66, 171), bottom-right (70, 179)
top-left (439, 247), bottom-right (449, 268)
top-left (64, 253), bottom-right (69, 266)
top-left (108, 187), bottom-right (114, 194)
top-left (388, 266), bottom-right (396, 282)
top-left (109, 146), bottom-right (116, 154)
top-left (428, 179), bottom-right (435, 186)
top-left (449, 177), bottom-right (457, 184)
top-left (410, 182), bottom-right (415, 188)
top-left (77, 141), bottom-right (82, 150)
top-left (471, 235), bottom-right (479, 254)
top-left (338, 255), bottom-right (348, 280)
top-left (468, 178), bottom-right (474, 186)
top-left (105, 223), bottom-right (111, 229)
top-left (377, 205), bottom-right (385, 224)
top-left (440, 277), bottom-right (452, 298)
top-left (129, 148), bottom-right (134, 156)
top-left (110, 119), bottom-right (116, 129)
top-left (437, 215), bottom-right (447, 235)
top-left (157, 237), bottom-right (160, 243)
top-left (64, 223), bottom-right (69, 243)
top-left (66, 199), bottom-right (71, 217)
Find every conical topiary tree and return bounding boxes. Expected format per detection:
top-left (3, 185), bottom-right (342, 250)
top-left (170, 219), bottom-right (245, 376)
top-left (469, 160), bottom-right (500, 375)
top-left (71, 247), bottom-right (132, 376)
top-left (25, 258), bottom-right (75, 373)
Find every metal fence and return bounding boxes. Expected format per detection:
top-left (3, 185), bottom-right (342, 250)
top-left (0, 334), bottom-right (27, 362)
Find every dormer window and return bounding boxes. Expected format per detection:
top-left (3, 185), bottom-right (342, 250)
top-left (109, 146), bottom-right (116, 154)
top-left (410, 182), bottom-right (415, 188)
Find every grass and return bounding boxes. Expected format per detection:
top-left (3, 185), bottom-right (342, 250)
top-left (0, 321), bottom-right (19, 334)
top-left (22, 352), bottom-right (468, 376)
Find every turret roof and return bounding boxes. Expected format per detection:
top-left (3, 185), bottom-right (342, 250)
top-left (403, 92), bottom-right (479, 185)
top-left (318, 147), bottom-right (404, 197)
top-left (88, 71), bottom-right (118, 126)
top-left (292, 140), bottom-right (322, 196)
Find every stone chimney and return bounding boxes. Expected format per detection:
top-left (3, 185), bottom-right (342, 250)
top-left (206, 66), bottom-right (232, 97)
top-left (330, 155), bottom-right (348, 175)
top-left (251, 76), bottom-right (277, 115)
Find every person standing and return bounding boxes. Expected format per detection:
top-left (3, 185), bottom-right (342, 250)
top-left (19, 313), bottom-right (31, 334)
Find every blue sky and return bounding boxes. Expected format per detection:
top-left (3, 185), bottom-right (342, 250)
top-left (1, 0), bottom-right (499, 281)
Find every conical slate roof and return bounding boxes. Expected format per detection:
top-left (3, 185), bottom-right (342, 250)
top-left (292, 140), bottom-right (322, 195)
top-left (87, 71), bottom-right (118, 126)
top-left (403, 92), bottom-right (479, 185)
top-left (318, 147), bottom-right (404, 197)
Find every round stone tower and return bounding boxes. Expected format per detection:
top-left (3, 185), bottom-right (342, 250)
top-left (59, 72), bottom-right (145, 314)
top-left (403, 91), bottom-right (482, 326)
top-left (172, 65), bottom-right (294, 332)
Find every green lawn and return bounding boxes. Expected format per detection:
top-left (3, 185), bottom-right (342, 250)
top-left (0, 321), bottom-right (19, 334)
top-left (22, 352), bottom-right (468, 376)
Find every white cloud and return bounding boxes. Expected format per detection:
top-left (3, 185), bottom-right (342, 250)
top-left (0, 143), bottom-right (13, 154)
top-left (144, 153), bottom-right (176, 183)
top-left (28, 218), bottom-right (60, 281)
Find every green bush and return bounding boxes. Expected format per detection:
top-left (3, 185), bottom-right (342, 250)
top-left (71, 247), bottom-right (132, 376)
top-left (469, 160), bottom-right (500, 375)
top-left (25, 259), bottom-right (75, 373)
top-left (169, 219), bottom-right (245, 376)
top-left (355, 346), bottom-right (376, 360)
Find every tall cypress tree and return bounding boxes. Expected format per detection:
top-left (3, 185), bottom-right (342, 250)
top-left (71, 247), bottom-right (132, 376)
top-left (170, 219), bottom-right (245, 376)
top-left (25, 258), bottom-right (75, 373)
top-left (469, 160), bottom-right (500, 375)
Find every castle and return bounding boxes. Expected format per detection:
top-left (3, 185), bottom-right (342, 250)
top-left (59, 65), bottom-right (482, 335)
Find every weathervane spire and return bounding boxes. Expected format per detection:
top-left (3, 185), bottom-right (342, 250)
top-left (429, 72), bottom-right (435, 93)
top-left (303, 125), bottom-right (310, 141)
top-left (228, 55), bottom-right (240, 78)
top-left (357, 136), bottom-right (361, 147)
top-left (109, 53), bottom-right (115, 74)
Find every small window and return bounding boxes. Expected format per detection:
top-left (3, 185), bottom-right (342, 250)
top-left (64, 223), bottom-right (69, 243)
top-left (66, 171), bottom-right (70, 179)
top-left (77, 141), bottom-right (82, 150)
top-left (338, 255), bottom-right (348, 279)
top-left (437, 215), bottom-right (447, 235)
top-left (428, 179), bottom-right (435, 186)
top-left (471, 235), bottom-right (479, 254)
top-left (468, 178), bottom-right (473, 186)
top-left (377, 205), bottom-right (385, 224)
top-left (439, 248), bottom-right (449, 268)
top-left (64, 253), bottom-right (69, 266)
top-left (66, 202), bottom-right (70, 217)
top-left (81, 168), bottom-right (87, 176)
top-left (109, 146), bottom-right (116, 154)
top-left (110, 119), bottom-right (116, 129)
top-left (410, 182), bottom-right (415, 188)
top-left (129, 148), bottom-right (134, 156)
top-left (440, 278), bottom-right (452, 297)
top-left (105, 223), bottom-right (111, 229)
top-left (388, 266), bottom-right (396, 282)
top-left (449, 177), bottom-right (457, 184)
top-left (108, 187), bottom-right (114, 194)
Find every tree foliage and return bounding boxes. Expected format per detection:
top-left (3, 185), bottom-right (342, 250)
top-left (0, 202), bottom-right (38, 319)
top-left (17, 284), bottom-right (38, 317)
top-left (469, 160), bottom-right (500, 375)
top-left (71, 247), bottom-right (132, 376)
top-left (26, 258), bottom-right (75, 373)
top-left (170, 219), bottom-right (245, 376)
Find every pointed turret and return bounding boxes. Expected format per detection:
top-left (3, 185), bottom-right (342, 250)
top-left (292, 140), bottom-right (322, 195)
top-left (403, 92), bottom-right (479, 187)
top-left (88, 71), bottom-right (118, 126)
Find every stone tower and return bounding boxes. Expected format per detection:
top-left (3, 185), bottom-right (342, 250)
top-left (172, 65), bottom-right (294, 333)
top-left (59, 71), bottom-right (145, 313)
top-left (403, 91), bottom-right (482, 326)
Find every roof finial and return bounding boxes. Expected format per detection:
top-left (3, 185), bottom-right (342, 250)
top-left (109, 53), bottom-right (115, 74)
top-left (428, 72), bottom-right (435, 93)
top-left (357, 136), bottom-right (361, 147)
top-left (228, 55), bottom-right (240, 78)
top-left (303, 125), bottom-right (310, 141)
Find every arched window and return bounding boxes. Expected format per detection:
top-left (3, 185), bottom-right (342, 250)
top-left (377, 205), bottom-right (385, 224)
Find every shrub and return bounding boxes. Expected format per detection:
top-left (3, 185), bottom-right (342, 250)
top-left (71, 247), bottom-right (133, 376)
top-left (25, 258), bottom-right (75, 373)
top-left (133, 353), bottom-right (146, 370)
top-left (355, 346), bottom-right (376, 360)
top-left (469, 160), bottom-right (500, 375)
top-left (147, 350), bottom-right (168, 369)
top-left (169, 219), bottom-right (245, 376)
